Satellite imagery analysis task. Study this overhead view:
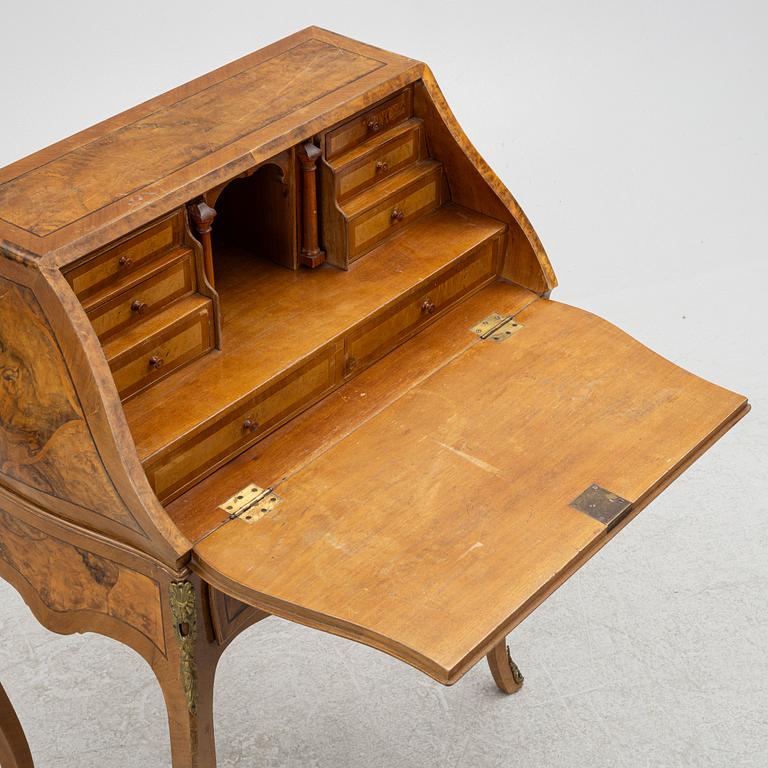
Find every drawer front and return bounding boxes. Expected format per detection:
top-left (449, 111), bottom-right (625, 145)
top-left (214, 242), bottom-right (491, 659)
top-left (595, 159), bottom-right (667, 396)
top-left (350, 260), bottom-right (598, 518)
top-left (109, 300), bottom-right (214, 400)
top-left (348, 166), bottom-right (442, 261)
top-left (346, 236), bottom-right (502, 375)
top-left (336, 122), bottom-right (422, 202)
top-left (325, 89), bottom-right (412, 160)
top-left (87, 252), bottom-right (195, 340)
top-left (146, 344), bottom-right (343, 502)
top-left (65, 211), bottom-right (183, 301)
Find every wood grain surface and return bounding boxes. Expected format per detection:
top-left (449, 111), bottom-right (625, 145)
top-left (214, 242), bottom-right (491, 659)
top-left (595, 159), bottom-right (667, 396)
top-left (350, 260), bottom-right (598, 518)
top-left (123, 204), bottom-right (504, 462)
top-left (0, 28), bottom-right (423, 266)
top-left (331, 119), bottom-right (425, 202)
top-left (0, 27), bottom-right (567, 568)
top-left (0, 275), bottom-right (140, 533)
top-left (0, 506), bottom-right (165, 653)
top-left (193, 291), bottom-right (747, 685)
top-left (0, 26), bottom-right (751, 768)
top-left (63, 210), bottom-right (183, 301)
top-left (0, 479), bottom-right (262, 768)
top-left (414, 71), bottom-right (556, 294)
top-left (166, 281), bottom-right (538, 543)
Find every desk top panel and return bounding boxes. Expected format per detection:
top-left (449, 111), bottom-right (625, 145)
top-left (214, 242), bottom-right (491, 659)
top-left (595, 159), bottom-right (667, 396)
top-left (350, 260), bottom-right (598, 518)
top-left (0, 28), bottom-right (420, 263)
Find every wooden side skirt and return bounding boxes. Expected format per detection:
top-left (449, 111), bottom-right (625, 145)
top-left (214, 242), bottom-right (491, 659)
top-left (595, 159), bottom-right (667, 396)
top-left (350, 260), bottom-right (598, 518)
top-left (0, 482), bottom-right (265, 768)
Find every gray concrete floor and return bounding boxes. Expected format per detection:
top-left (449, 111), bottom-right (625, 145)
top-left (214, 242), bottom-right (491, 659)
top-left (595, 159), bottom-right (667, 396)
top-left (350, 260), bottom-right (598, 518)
top-left (1, 2), bottom-right (766, 766)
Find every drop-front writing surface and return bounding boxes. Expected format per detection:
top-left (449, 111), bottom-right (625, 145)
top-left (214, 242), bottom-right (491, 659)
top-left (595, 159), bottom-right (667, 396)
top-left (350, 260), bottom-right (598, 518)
top-left (192, 291), bottom-right (747, 683)
top-left (0, 26), bottom-right (748, 768)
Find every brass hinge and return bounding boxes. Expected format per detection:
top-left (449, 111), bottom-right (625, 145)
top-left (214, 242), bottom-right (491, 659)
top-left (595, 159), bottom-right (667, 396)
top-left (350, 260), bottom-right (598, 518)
top-left (218, 484), bottom-right (282, 524)
top-left (470, 312), bottom-right (524, 342)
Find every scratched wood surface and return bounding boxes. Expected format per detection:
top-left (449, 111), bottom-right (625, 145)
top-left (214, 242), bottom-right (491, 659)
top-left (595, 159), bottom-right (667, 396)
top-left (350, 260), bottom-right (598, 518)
top-left (167, 282), bottom-right (538, 543)
top-left (193, 291), bottom-right (748, 684)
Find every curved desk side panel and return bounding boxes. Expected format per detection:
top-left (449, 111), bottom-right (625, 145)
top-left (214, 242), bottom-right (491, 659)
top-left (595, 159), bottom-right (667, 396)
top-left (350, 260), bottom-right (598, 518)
top-left (414, 67), bottom-right (557, 295)
top-left (0, 254), bottom-right (189, 566)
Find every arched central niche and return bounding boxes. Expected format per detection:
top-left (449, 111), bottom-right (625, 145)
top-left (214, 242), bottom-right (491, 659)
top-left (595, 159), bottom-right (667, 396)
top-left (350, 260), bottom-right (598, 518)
top-left (211, 158), bottom-right (298, 272)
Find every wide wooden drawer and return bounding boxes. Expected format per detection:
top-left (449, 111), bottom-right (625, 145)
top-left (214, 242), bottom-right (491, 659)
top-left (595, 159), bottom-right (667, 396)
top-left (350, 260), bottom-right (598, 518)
top-left (64, 211), bottom-right (184, 301)
top-left (325, 88), bottom-right (412, 160)
top-left (335, 119), bottom-right (423, 202)
top-left (104, 295), bottom-right (214, 401)
top-left (346, 236), bottom-right (502, 375)
top-left (145, 344), bottom-right (344, 502)
top-left (84, 248), bottom-right (195, 341)
top-left (348, 163), bottom-right (442, 261)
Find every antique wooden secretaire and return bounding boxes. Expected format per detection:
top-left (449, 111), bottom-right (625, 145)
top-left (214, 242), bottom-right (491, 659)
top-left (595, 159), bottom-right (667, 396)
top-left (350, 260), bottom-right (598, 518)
top-left (0, 27), bottom-right (749, 768)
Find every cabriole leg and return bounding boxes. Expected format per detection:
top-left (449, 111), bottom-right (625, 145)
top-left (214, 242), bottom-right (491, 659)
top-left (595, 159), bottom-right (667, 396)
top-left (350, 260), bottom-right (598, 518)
top-left (486, 639), bottom-right (524, 694)
top-left (0, 681), bottom-right (34, 768)
top-left (154, 579), bottom-right (221, 768)
top-left (155, 656), bottom-right (218, 768)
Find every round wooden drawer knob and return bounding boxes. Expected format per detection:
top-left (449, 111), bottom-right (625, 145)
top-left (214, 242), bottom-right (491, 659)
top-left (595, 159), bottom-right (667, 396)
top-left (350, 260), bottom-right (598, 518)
top-left (375, 160), bottom-right (389, 173)
top-left (131, 299), bottom-right (147, 314)
top-left (148, 355), bottom-right (164, 370)
top-left (421, 298), bottom-right (436, 315)
top-left (367, 118), bottom-right (380, 132)
top-left (390, 208), bottom-right (405, 222)
top-left (118, 255), bottom-right (133, 268)
top-left (243, 419), bottom-right (260, 433)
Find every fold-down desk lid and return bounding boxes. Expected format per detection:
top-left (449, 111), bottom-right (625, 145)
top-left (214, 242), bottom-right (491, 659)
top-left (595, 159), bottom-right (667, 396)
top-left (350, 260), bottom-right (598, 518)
top-left (192, 291), bottom-right (748, 685)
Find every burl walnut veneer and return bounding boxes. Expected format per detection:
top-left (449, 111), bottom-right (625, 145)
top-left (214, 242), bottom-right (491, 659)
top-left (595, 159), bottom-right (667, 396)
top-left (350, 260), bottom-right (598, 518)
top-left (0, 27), bottom-right (748, 768)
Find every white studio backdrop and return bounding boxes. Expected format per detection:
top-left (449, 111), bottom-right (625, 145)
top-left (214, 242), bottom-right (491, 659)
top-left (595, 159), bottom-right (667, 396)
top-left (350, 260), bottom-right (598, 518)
top-left (0, 2), bottom-right (765, 766)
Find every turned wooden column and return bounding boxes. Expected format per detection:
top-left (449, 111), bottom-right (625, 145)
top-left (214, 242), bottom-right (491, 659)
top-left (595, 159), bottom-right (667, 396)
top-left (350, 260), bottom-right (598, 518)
top-left (297, 141), bottom-right (326, 268)
top-left (188, 200), bottom-right (217, 289)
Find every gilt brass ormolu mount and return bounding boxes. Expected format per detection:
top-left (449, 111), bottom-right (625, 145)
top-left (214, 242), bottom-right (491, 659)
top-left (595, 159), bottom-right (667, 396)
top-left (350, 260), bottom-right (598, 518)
top-left (170, 581), bottom-right (199, 715)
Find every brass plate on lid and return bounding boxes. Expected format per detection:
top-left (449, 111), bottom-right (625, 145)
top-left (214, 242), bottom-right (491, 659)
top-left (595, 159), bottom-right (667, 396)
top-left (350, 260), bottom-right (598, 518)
top-left (569, 484), bottom-right (632, 529)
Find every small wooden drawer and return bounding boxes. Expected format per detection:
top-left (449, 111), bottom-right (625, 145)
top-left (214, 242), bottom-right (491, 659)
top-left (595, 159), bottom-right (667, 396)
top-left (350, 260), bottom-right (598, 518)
top-left (144, 344), bottom-right (343, 502)
top-left (348, 162), bottom-right (442, 261)
top-left (64, 211), bottom-right (183, 301)
top-left (104, 295), bottom-right (214, 401)
top-left (325, 88), bottom-right (412, 160)
top-left (84, 248), bottom-right (195, 341)
top-left (334, 120), bottom-right (424, 202)
top-left (345, 235), bottom-right (502, 375)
